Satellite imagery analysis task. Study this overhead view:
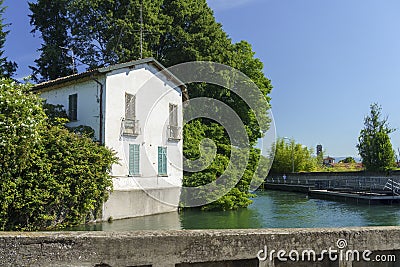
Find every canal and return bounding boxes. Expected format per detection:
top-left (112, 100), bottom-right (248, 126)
top-left (68, 190), bottom-right (400, 231)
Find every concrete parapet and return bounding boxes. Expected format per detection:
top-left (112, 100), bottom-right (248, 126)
top-left (0, 227), bottom-right (399, 266)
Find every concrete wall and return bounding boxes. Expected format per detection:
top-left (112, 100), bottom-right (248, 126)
top-left (1, 227), bottom-right (399, 267)
top-left (264, 183), bottom-right (312, 193)
top-left (266, 172), bottom-right (400, 193)
top-left (102, 178), bottom-right (180, 220)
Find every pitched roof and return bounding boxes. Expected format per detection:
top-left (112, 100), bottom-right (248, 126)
top-left (31, 58), bottom-right (189, 101)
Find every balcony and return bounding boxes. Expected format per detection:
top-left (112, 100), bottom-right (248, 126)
top-left (122, 119), bottom-right (140, 136)
top-left (168, 125), bottom-right (181, 141)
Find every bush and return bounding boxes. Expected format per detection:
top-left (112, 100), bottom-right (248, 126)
top-left (0, 79), bottom-right (117, 230)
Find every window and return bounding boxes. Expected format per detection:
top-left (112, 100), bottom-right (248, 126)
top-left (129, 144), bottom-right (140, 176)
top-left (169, 104), bottom-right (178, 126)
top-left (125, 93), bottom-right (136, 120)
top-left (168, 104), bottom-right (181, 140)
top-left (123, 93), bottom-right (140, 136)
top-left (158, 146), bottom-right (167, 175)
top-left (69, 94), bottom-right (77, 121)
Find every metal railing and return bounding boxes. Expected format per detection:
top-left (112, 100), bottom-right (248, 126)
top-left (265, 176), bottom-right (400, 193)
top-left (384, 179), bottom-right (400, 195)
top-left (122, 119), bottom-right (140, 136)
top-left (168, 125), bottom-right (181, 140)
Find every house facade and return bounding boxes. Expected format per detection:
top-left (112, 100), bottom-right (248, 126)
top-left (323, 156), bottom-right (335, 166)
top-left (33, 58), bottom-right (188, 221)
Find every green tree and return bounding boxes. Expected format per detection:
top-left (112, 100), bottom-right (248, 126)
top-left (0, 79), bottom-right (116, 230)
top-left (0, 0), bottom-right (16, 78)
top-left (339, 157), bottom-right (356, 164)
top-left (29, 0), bottom-right (236, 75)
top-left (30, 0), bottom-right (273, 210)
top-left (29, 0), bottom-right (75, 82)
top-left (159, 0), bottom-right (232, 65)
top-left (270, 138), bottom-right (317, 174)
top-left (316, 151), bottom-right (324, 167)
top-left (357, 103), bottom-right (396, 171)
top-left (68, 0), bottom-right (170, 68)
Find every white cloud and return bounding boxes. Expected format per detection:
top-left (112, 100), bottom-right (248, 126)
top-left (207, 0), bottom-right (259, 11)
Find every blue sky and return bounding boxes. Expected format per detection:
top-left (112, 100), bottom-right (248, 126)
top-left (4, 0), bottom-right (400, 157)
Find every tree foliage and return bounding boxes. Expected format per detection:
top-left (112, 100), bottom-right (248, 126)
top-left (357, 103), bottom-right (396, 172)
top-left (29, 0), bottom-right (75, 82)
top-left (270, 138), bottom-right (318, 174)
top-left (29, 0), bottom-right (273, 210)
top-left (0, 0), bottom-right (16, 78)
top-left (339, 157), bottom-right (356, 164)
top-left (0, 79), bottom-right (116, 230)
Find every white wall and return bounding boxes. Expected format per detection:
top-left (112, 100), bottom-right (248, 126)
top-left (38, 79), bottom-right (104, 141)
top-left (104, 63), bottom-right (183, 187)
top-left (38, 65), bottom-right (183, 187)
top-left (38, 63), bottom-right (184, 219)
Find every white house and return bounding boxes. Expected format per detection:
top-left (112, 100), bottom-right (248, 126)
top-left (32, 58), bottom-right (188, 221)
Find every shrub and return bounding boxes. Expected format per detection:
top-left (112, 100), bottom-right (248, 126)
top-left (0, 79), bottom-right (117, 230)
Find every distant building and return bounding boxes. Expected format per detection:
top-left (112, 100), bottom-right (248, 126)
top-left (323, 156), bottom-right (335, 166)
top-left (316, 144), bottom-right (322, 156)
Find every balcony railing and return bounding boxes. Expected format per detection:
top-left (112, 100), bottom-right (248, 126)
top-left (122, 119), bottom-right (140, 136)
top-left (168, 125), bottom-right (181, 140)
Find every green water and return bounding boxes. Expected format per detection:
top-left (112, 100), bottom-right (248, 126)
top-left (68, 190), bottom-right (400, 231)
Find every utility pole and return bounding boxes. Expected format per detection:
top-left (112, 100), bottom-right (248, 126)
top-left (59, 46), bottom-right (76, 74)
top-left (139, 0), bottom-right (143, 59)
top-left (291, 142), bottom-right (294, 173)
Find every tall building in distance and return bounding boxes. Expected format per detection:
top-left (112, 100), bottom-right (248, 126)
top-left (316, 144), bottom-right (323, 156)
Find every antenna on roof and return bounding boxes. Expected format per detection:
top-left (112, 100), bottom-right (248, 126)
top-left (131, 0), bottom-right (153, 60)
top-left (59, 46), bottom-right (76, 74)
top-left (139, 0), bottom-right (143, 59)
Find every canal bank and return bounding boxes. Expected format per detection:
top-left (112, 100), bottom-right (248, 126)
top-left (308, 189), bottom-right (400, 205)
top-left (265, 171), bottom-right (400, 204)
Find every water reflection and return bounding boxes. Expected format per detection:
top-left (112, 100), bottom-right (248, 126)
top-left (180, 208), bottom-right (263, 229)
top-left (66, 190), bottom-right (400, 231)
top-left (68, 211), bottom-right (181, 231)
top-left (254, 190), bottom-right (400, 228)
top-left (252, 191), bottom-right (365, 228)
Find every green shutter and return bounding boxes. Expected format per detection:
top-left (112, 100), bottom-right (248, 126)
top-left (129, 144), bottom-right (140, 176)
top-left (163, 147), bottom-right (167, 174)
top-left (158, 147), bottom-right (162, 174)
top-left (158, 146), bottom-right (167, 175)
